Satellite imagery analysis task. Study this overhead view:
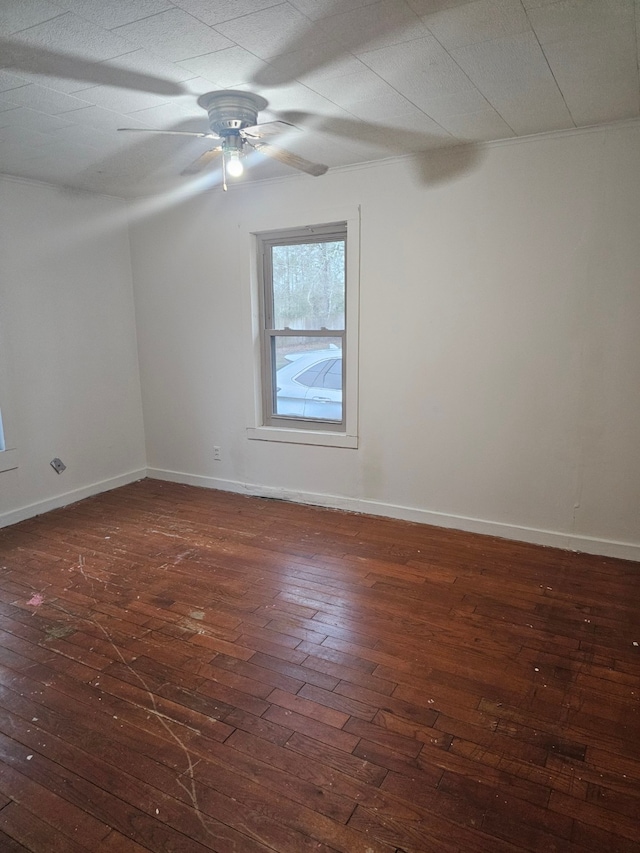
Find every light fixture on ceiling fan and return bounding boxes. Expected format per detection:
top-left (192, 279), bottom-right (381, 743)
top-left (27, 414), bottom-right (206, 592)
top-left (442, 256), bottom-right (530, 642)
top-left (118, 90), bottom-right (328, 190)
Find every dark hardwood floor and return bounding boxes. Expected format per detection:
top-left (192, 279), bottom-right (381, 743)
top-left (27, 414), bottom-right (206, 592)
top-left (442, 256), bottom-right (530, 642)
top-left (0, 478), bottom-right (638, 853)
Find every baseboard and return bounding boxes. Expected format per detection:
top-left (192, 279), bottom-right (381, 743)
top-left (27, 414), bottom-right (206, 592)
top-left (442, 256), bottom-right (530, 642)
top-left (146, 468), bottom-right (640, 563)
top-left (0, 469), bottom-right (146, 529)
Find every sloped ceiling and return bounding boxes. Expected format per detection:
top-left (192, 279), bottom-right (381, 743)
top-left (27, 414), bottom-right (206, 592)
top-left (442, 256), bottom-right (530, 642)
top-left (0, 0), bottom-right (638, 197)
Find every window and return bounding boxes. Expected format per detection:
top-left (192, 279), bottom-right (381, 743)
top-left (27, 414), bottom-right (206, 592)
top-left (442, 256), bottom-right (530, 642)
top-left (246, 209), bottom-right (359, 449)
top-left (0, 328), bottom-right (18, 472)
top-left (259, 223), bottom-right (346, 433)
top-left (0, 402), bottom-right (17, 473)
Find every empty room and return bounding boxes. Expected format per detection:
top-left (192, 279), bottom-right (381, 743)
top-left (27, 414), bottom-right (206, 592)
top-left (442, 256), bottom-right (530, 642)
top-left (0, 1), bottom-right (639, 851)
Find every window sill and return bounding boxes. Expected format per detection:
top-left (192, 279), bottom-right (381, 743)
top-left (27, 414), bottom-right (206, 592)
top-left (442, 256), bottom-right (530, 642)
top-left (247, 427), bottom-right (357, 449)
top-left (0, 449), bottom-right (18, 473)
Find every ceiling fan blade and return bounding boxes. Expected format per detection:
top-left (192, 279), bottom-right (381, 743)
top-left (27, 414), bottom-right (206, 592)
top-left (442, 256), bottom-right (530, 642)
top-left (181, 147), bottom-right (223, 175)
top-left (241, 120), bottom-right (299, 139)
top-left (118, 128), bottom-right (221, 140)
top-left (247, 141), bottom-right (328, 177)
top-left (0, 38), bottom-right (186, 95)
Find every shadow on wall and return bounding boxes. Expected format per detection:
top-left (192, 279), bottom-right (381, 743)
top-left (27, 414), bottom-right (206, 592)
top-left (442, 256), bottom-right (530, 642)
top-left (411, 143), bottom-right (486, 186)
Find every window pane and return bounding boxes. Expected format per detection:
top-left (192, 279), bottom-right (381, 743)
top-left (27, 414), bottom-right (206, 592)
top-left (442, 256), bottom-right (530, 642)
top-left (272, 240), bottom-right (345, 330)
top-left (296, 361), bottom-right (331, 388)
top-left (323, 359), bottom-right (342, 390)
top-left (273, 336), bottom-right (342, 422)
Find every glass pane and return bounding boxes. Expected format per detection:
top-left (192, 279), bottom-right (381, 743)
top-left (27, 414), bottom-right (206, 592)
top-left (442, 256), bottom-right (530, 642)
top-left (272, 240), bottom-right (345, 330)
top-left (296, 362), bottom-right (331, 388)
top-left (323, 359), bottom-right (342, 390)
top-left (273, 336), bottom-right (342, 422)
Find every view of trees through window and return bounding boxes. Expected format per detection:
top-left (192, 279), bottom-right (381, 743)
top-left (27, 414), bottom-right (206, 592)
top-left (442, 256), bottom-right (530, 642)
top-left (272, 240), bottom-right (345, 332)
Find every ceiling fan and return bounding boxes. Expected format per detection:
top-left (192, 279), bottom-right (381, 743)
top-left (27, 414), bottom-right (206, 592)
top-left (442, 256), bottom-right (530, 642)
top-left (2, 37), bottom-right (479, 191)
top-left (118, 90), bottom-right (328, 190)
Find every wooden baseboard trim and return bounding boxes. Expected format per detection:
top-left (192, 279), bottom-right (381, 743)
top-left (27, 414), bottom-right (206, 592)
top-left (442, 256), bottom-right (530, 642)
top-left (146, 468), bottom-right (640, 563)
top-left (0, 469), bottom-right (146, 529)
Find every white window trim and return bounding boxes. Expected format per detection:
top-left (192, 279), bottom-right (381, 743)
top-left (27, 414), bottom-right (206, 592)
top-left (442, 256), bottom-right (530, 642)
top-left (0, 315), bottom-right (18, 473)
top-left (243, 205), bottom-right (360, 449)
top-left (0, 447), bottom-right (18, 474)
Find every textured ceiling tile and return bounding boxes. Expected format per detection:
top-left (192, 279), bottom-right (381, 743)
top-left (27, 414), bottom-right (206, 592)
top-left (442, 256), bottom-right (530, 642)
top-left (254, 45), bottom-right (367, 88)
top-left (423, 0), bottom-right (532, 49)
top-left (113, 8), bottom-right (233, 63)
top-left (527, 0), bottom-right (634, 44)
top-left (345, 92), bottom-right (435, 123)
top-left (319, 0), bottom-right (429, 53)
top-left (63, 104), bottom-right (153, 132)
top-left (127, 99), bottom-right (206, 130)
top-left (412, 89), bottom-right (495, 121)
top-left (491, 91), bottom-right (575, 135)
top-left (180, 74), bottom-right (227, 96)
top-left (0, 105), bottom-right (76, 132)
top-left (289, 0), bottom-right (381, 20)
top-left (58, 0), bottom-right (175, 29)
top-left (274, 50), bottom-right (368, 83)
top-left (178, 45), bottom-right (271, 87)
top-left (438, 107), bottom-right (515, 140)
top-left (65, 47), bottom-right (198, 114)
top-left (304, 68), bottom-right (400, 106)
top-left (9, 12), bottom-right (132, 60)
top-left (406, 0), bottom-right (474, 14)
top-left (71, 83), bottom-right (174, 113)
top-left (520, 0), bottom-right (567, 7)
top-left (214, 3), bottom-right (328, 59)
top-left (0, 101), bottom-right (20, 120)
top-left (39, 137), bottom-right (99, 160)
top-left (346, 96), bottom-right (452, 132)
top-left (0, 0), bottom-right (63, 36)
top-left (0, 97), bottom-right (21, 114)
top-left (47, 121), bottom-right (114, 147)
top-left (0, 81), bottom-right (92, 113)
top-left (0, 69), bottom-right (30, 92)
top-left (451, 31), bottom-right (574, 132)
top-left (359, 36), bottom-right (477, 99)
top-left (253, 81), bottom-right (356, 118)
top-left (172, 0), bottom-right (283, 26)
top-left (386, 108), bottom-right (457, 136)
top-left (98, 47), bottom-right (197, 86)
top-left (539, 30), bottom-right (639, 125)
top-left (325, 115), bottom-right (426, 151)
top-left (0, 140), bottom-right (50, 162)
top-left (0, 58), bottom-right (96, 96)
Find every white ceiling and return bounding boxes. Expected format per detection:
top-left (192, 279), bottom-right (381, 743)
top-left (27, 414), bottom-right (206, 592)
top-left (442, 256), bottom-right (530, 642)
top-left (0, 0), bottom-right (638, 197)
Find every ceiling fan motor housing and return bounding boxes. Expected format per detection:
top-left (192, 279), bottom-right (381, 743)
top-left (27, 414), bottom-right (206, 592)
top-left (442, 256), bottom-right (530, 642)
top-left (197, 90), bottom-right (268, 137)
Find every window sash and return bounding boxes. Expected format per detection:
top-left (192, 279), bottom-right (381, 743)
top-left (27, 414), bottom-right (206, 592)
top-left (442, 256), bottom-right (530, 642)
top-left (258, 224), bottom-right (347, 431)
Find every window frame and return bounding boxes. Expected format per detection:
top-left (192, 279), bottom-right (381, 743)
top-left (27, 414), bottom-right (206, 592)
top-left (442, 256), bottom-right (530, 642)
top-left (245, 206), bottom-right (360, 449)
top-left (258, 223), bottom-right (347, 433)
top-left (0, 339), bottom-right (18, 474)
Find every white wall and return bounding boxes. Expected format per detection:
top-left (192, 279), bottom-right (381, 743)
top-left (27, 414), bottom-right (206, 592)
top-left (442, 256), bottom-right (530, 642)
top-left (0, 177), bottom-right (146, 525)
top-left (129, 123), bottom-right (639, 560)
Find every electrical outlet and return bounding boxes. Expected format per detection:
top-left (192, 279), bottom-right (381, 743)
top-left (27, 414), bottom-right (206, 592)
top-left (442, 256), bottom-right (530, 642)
top-left (213, 446), bottom-right (221, 461)
top-left (50, 458), bottom-right (66, 474)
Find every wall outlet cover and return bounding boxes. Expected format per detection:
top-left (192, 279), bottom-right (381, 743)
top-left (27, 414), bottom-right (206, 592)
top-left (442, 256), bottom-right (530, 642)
top-left (50, 458), bottom-right (66, 474)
